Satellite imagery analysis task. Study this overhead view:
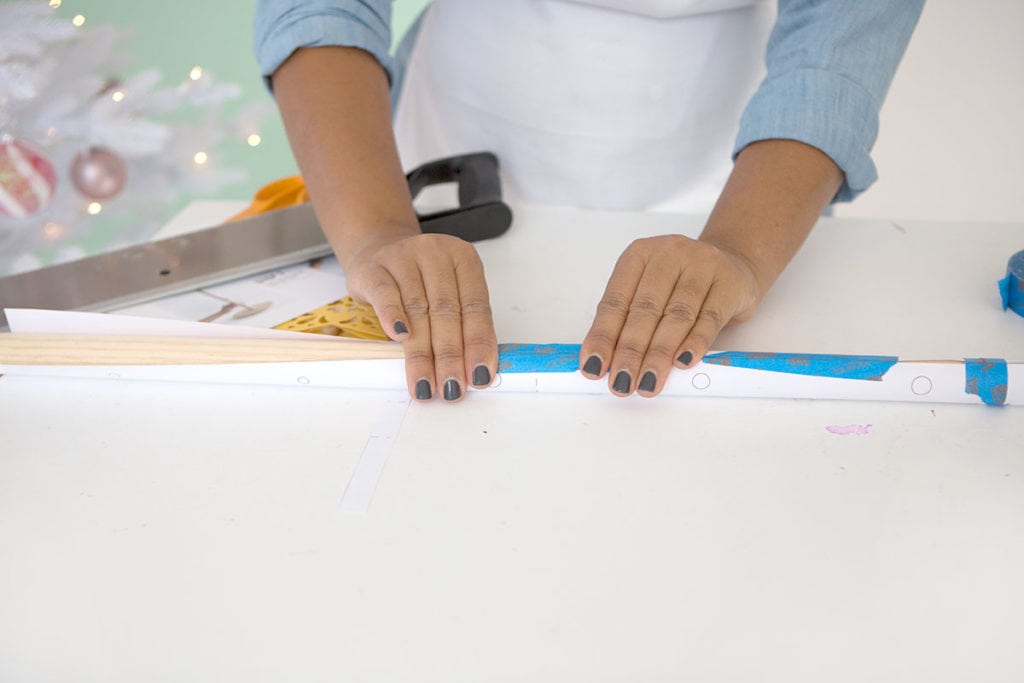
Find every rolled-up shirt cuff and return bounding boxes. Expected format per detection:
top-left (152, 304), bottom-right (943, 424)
top-left (254, 4), bottom-right (394, 90)
top-left (734, 67), bottom-right (880, 203)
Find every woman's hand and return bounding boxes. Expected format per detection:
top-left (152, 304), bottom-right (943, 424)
top-left (580, 139), bottom-right (845, 397)
top-left (579, 235), bottom-right (760, 397)
top-left (272, 47), bottom-right (498, 402)
top-left (345, 232), bottom-right (498, 403)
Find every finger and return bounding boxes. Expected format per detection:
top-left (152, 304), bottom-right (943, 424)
top-left (386, 260), bottom-right (436, 401)
top-left (353, 265), bottom-right (411, 340)
top-left (419, 246), bottom-right (467, 402)
top-left (636, 269), bottom-right (714, 396)
top-left (674, 280), bottom-right (738, 371)
top-left (607, 257), bottom-right (686, 396)
top-left (579, 243), bottom-right (646, 382)
top-left (453, 246), bottom-right (498, 389)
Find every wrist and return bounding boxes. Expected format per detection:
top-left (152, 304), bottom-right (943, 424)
top-left (334, 220), bottom-right (421, 272)
top-left (698, 139), bottom-right (842, 300)
top-left (699, 235), bottom-right (767, 303)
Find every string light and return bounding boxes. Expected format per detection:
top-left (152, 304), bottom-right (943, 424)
top-left (246, 134), bottom-right (262, 147)
top-left (189, 66), bottom-right (203, 81)
top-left (71, 14), bottom-right (85, 27)
top-left (192, 151), bottom-right (208, 165)
top-left (49, 0), bottom-right (62, 8)
top-left (111, 90), bottom-right (125, 103)
top-left (86, 202), bottom-right (102, 215)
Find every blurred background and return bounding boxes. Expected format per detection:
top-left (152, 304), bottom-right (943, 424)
top-left (40, 0), bottom-right (432, 196)
top-left (0, 0), bottom-right (429, 273)
top-left (1, 0), bottom-right (1021, 274)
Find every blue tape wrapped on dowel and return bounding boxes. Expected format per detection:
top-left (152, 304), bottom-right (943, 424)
top-left (495, 344), bottom-right (903, 381)
top-left (998, 249), bottom-right (1024, 317)
top-left (965, 358), bottom-right (1009, 406)
top-left (702, 351), bottom-right (898, 380)
top-left (497, 343), bottom-right (581, 373)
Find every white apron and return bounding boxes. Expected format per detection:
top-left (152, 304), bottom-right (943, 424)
top-left (393, 0), bottom-right (774, 213)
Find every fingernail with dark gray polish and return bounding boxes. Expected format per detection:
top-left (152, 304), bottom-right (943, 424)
top-left (415, 379), bottom-right (432, 400)
top-left (582, 355), bottom-right (602, 376)
top-left (677, 350), bottom-right (693, 366)
top-left (472, 365), bottom-right (491, 387)
top-left (612, 370), bottom-right (631, 394)
top-left (394, 321), bottom-right (408, 335)
top-left (638, 370), bottom-right (656, 393)
top-left (443, 379), bottom-right (461, 401)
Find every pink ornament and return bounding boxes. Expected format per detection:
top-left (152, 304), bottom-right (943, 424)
top-left (70, 146), bottom-right (126, 200)
top-left (0, 139), bottom-right (58, 218)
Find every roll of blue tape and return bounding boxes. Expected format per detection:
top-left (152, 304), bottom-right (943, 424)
top-left (998, 249), bottom-right (1024, 317)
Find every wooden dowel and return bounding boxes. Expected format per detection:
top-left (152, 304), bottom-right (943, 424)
top-left (0, 333), bottom-right (405, 366)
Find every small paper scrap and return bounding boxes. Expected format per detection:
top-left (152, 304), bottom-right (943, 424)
top-left (825, 424), bottom-right (873, 436)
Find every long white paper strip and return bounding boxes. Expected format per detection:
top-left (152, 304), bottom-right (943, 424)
top-left (3, 308), bottom-right (344, 341)
top-left (1, 309), bottom-right (1020, 406)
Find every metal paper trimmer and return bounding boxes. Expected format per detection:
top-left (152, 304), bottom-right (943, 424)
top-left (0, 153), bottom-right (513, 330)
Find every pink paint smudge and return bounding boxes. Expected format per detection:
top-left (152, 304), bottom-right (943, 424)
top-left (825, 424), bottom-right (873, 436)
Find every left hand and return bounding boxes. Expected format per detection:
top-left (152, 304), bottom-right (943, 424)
top-left (579, 234), bottom-right (761, 397)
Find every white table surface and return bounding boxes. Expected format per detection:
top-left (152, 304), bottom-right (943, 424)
top-left (1, 204), bottom-right (1022, 682)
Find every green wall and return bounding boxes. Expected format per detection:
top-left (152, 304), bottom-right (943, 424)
top-left (50, 0), bottom-right (430, 208)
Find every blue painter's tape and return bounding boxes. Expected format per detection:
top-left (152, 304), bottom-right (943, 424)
top-left (497, 343), bottom-right (582, 373)
top-left (999, 249), bottom-right (1024, 317)
top-left (702, 351), bottom-right (898, 381)
top-left (964, 358), bottom-right (1008, 406)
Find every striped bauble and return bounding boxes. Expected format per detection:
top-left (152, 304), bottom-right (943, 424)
top-left (0, 139), bottom-right (58, 218)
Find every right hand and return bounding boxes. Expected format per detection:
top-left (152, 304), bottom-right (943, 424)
top-left (344, 232), bottom-right (498, 402)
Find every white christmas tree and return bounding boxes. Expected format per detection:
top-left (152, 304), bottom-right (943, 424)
top-left (0, 0), bottom-right (265, 275)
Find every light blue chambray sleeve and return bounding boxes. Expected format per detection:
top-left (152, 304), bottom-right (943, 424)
top-left (734, 0), bottom-right (925, 202)
top-left (253, 0), bottom-right (394, 88)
